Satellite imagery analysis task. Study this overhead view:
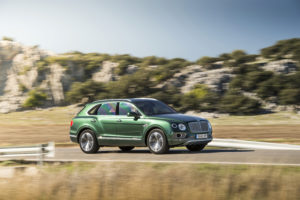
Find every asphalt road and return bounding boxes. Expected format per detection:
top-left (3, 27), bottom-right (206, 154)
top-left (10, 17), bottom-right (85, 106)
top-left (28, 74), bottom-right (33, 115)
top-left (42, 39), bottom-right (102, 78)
top-left (41, 147), bottom-right (300, 166)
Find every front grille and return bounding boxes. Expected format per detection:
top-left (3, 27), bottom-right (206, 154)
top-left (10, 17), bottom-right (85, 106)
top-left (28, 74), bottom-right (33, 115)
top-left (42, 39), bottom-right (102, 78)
top-left (188, 121), bottom-right (209, 133)
top-left (200, 121), bottom-right (209, 132)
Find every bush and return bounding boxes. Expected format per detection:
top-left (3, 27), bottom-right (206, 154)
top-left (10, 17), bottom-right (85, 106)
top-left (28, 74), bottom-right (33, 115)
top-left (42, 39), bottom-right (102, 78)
top-left (23, 89), bottom-right (47, 108)
top-left (255, 75), bottom-right (285, 100)
top-left (101, 70), bottom-right (155, 99)
top-left (242, 71), bottom-right (273, 91)
top-left (261, 38), bottom-right (300, 60)
top-left (140, 56), bottom-right (168, 66)
top-left (151, 59), bottom-right (190, 82)
top-left (231, 50), bottom-right (247, 60)
top-left (219, 90), bottom-right (261, 114)
top-left (196, 56), bottom-right (219, 69)
top-left (66, 80), bottom-right (106, 103)
top-left (279, 89), bottom-right (300, 105)
top-left (2, 36), bottom-right (14, 41)
top-left (180, 84), bottom-right (218, 112)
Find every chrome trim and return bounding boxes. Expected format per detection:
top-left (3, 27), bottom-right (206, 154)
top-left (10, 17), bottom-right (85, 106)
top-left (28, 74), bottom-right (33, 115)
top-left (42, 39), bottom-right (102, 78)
top-left (70, 135), bottom-right (77, 138)
top-left (98, 136), bottom-right (141, 141)
top-left (188, 121), bottom-right (209, 133)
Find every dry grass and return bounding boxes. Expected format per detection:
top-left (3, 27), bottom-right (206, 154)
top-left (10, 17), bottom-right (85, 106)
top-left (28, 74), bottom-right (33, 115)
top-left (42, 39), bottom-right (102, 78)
top-left (0, 106), bottom-right (299, 146)
top-left (1, 162), bottom-right (300, 200)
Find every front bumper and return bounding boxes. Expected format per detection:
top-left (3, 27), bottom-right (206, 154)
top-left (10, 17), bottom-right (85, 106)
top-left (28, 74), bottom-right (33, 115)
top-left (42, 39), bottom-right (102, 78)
top-left (183, 138), bottom-right (212, 145)
top-left (168, 132), bottom-right (213, 146)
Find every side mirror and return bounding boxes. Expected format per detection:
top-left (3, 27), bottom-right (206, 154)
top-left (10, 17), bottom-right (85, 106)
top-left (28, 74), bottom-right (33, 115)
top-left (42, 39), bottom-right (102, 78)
top-left (127, 111), bottom-right (140, 119)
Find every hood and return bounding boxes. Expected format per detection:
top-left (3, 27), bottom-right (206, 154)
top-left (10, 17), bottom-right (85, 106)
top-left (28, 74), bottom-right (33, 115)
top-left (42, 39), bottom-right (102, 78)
top-left (148, 113), bottom-right (206, 122)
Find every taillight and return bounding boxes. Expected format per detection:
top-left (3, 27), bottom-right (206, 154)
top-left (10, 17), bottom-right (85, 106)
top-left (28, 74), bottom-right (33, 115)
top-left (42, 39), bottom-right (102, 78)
top-left (70, 120), bottom-right (74, 127)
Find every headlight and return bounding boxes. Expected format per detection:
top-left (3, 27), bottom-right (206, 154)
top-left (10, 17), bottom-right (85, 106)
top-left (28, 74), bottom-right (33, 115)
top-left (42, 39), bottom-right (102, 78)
top-left (171, 123), bottom-right (178, 129)
top-left (178, 123), bottom-right (186, 131)
top-left (208, 121), bottom-right (212, 132)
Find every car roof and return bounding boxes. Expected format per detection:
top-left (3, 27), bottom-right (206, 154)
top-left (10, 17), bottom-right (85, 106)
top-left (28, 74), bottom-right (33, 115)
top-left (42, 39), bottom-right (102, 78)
top-left (92, 98), bottom-right (157, 104)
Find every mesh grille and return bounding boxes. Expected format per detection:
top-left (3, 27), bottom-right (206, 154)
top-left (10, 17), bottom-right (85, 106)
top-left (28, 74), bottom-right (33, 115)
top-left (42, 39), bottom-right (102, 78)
top-left (188, 121), bottom-right (209, 133)
top-left (200, 121), bottom-right (209, 132)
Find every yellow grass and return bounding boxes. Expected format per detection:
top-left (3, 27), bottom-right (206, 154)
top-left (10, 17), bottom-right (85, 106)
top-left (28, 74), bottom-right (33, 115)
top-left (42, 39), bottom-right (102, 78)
top-left (0, 162), bottom-right (300, 200)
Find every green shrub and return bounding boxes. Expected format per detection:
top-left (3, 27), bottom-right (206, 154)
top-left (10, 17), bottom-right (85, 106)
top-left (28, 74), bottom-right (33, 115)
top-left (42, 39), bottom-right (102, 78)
top-left (196, 56), bottom-right (219, 69)
top-left (279, 89), bottom-right (300, 105)
top-left (23, 89), bottom-right (47, 108)
top-left (66, 80), bottom-right (106, 103)
top-left (218, 90), bottom-right (261, 114)
top-left (180, 84), bottom-right (218, 112)
top-left (261, 38), bottom-right (300, 61)
top-left (19, 84), bottom-right (27, 92)
top-left (2, 36), bottom-right (14, 41)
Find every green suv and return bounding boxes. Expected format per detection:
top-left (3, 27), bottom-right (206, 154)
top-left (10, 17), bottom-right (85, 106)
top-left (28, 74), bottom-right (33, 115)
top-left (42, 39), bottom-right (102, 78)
top-left (70, 98), bottom-right (213, 154)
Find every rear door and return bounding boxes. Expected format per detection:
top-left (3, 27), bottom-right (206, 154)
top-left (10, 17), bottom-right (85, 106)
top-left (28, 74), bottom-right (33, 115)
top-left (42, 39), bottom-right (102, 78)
top-left (116, 102), bottom-right (145, 139)
top-left (95, 102), bottom-right (118, 137)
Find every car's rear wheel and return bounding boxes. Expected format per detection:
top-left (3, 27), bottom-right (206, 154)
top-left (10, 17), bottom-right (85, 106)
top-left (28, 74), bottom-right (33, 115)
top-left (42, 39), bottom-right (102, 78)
top-left (119, 146), bottom-right (135, 152)
top-left (186, 143), bottom-right (207, 152)
top-left (147, 129), bottom-right (169, 154)
top-left (79, 129), bottom-right (99, 154)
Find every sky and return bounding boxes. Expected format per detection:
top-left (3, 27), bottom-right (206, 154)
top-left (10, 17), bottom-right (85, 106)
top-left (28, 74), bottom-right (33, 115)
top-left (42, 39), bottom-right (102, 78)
top-left (0, 0), bottom-right (299, 61)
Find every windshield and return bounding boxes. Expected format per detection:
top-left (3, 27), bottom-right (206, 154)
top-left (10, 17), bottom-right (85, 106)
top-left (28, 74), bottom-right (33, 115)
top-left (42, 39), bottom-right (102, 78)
top-left (133, 100), bottom-right (177, 116)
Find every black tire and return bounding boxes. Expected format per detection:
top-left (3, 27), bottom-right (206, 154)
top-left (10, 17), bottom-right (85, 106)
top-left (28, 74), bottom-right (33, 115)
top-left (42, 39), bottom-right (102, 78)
top-left (147, 129), bottom-right (169, 154)
top-left (186, 143), bottom-right (207, 152)
top-left (119, 146), bottom-right (135, 152)
top-left (79, 129), bottom-right (100, 154)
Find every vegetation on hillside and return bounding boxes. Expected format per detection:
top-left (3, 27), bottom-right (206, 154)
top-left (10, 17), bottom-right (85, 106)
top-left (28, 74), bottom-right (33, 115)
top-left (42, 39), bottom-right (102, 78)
top-left (26, 38), bottom-right (300, 114)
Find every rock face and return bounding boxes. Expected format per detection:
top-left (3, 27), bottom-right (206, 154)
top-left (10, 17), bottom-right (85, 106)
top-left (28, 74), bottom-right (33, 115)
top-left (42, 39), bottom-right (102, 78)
top-left (262, 59), bottom-right (298, 74)
top-left (92, 61), bottom-right (119, 82)
top-left (159, 65), bottom-right (234, 94)
top-left (0, 41), bottom-right (51, 113)
top-left (0, 40), bottom-right (122, 113)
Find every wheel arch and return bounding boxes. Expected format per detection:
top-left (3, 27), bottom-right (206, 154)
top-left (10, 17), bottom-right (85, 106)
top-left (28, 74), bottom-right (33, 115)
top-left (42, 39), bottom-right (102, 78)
top-left (76, 125), bottom-right (97, 143)
top-left (144, 125), bottom-right (167, 146)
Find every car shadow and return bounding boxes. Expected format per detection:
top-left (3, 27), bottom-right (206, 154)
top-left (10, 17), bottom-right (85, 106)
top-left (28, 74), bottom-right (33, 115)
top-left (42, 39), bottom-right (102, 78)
top-left (97, 148), bottom-right (254, 154)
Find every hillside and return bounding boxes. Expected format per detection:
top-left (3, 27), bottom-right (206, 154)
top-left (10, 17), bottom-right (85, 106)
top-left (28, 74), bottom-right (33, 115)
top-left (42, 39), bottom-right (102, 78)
top-left (0, 37), bottom-right (299, 114)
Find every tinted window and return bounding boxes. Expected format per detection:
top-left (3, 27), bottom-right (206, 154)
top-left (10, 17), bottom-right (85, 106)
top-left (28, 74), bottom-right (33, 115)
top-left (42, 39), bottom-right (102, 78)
top-left (88, 104), bottom-right (101, 115)
top-left (97, 102), bottom-right (117, 115)
top-left (133, 100), bottom-right (176, 115)
top-left (119, 102), bottom-right (138, 115)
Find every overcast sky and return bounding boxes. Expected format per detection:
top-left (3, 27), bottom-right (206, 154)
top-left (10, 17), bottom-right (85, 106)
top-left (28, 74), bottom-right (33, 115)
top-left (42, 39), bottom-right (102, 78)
top-left (0, 0), bottom-right (299, 61)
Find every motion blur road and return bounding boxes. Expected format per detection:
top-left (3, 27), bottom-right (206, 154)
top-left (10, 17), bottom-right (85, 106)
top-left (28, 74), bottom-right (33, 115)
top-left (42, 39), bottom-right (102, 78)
top-left (42, 147), bottom-right (300, 166)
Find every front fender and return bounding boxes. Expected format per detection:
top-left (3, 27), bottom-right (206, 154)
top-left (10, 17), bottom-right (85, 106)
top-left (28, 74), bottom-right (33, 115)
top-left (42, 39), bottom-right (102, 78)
top-left (142, 120), bottom-right (173, 144)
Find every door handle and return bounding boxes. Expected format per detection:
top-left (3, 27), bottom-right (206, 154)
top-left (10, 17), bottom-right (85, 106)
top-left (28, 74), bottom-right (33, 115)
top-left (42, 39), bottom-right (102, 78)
top-left (91, 119), bottom-right (96, 122)
top-left (117, 119), bottom-right (122, 122)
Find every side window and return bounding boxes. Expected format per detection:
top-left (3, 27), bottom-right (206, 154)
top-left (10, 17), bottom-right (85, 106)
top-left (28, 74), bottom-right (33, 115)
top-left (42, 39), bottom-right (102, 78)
top-left (88, 104), bottom-right (101, 115)
top-left (97, 102), bottom-right (117, 115)
top-left (119, 102), bottom-right (138, 115)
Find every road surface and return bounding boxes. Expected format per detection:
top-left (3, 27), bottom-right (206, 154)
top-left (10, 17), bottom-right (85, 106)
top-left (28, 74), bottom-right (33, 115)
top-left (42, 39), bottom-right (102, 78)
top-left (39, 147), bottom-right (300, 166)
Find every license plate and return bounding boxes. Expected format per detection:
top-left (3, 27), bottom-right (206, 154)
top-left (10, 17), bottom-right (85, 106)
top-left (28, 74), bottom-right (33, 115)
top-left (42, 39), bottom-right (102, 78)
top-left (196, 134), bottom-right (208, 139)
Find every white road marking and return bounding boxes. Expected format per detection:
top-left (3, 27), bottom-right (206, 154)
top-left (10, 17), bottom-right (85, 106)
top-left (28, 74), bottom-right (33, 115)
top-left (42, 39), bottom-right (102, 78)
top-left (25, 158), bottom-right (300, 166)
top-left (208, 138), bottom-right (300, 150)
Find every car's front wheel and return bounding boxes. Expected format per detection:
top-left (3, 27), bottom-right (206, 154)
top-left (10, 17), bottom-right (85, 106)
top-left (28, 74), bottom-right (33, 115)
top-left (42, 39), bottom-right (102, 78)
top-left (147, 129), bottom-right (169, 154)
top-left (186, 143), bottom-right (207, 152)
top-left (119, 146), bottom-right (135, 152)
top-left (79, 129), bottom-right (99, 154)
